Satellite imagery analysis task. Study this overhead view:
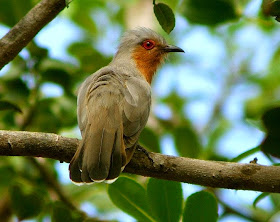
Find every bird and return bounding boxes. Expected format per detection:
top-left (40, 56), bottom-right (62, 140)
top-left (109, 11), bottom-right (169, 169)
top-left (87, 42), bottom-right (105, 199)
top-left (69, 27), bottom-right (184, 184)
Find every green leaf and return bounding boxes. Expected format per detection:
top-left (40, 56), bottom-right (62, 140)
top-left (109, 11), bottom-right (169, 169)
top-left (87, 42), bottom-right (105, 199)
top-left (183, 191), bottom-right (218, 222)
top-left (154, 3), bottom-right (175, 34)
top-left (0, 78), bottom-right (30, 102)
top-left (262, 106), bottom-right (280, 136)
top-left (270, 193), bottom-right (280, 207)
top-left (68, 41), bottom-right (111, 74)
top-left (0, 165), bottom-right (15, 187)
top-left (183, 0), bottom-right (240, 26)
top-left (174, 126), bottom-right (202, 158)
top-left (139, 128), bottom-right (161, 153)
top-left (161, 91), bottom-right (185, 117)
top-left (246, 118), bottom-right (265, 132)
top-left (147, 178), bottom-right (183, 222)
top-left (39, 59), bottom-right (76, 95)
top-left (0, 100), bottom-right (22, 113)
top-left (28, 98), bottom-right (60, 133)
top-left (244, 96), bottom-right (269, 119)
top-left (206, 118), bottom-right (230, 154)
top-left (9, 183), bottom-right (45, 220)
top-left (68, 0), bottom-right (101, 34)
top-left (261, 107), bottom-right (280, 158)
top-left (41, 68), bottom-right (71, 92)
top-left (253, 193), bottom-right (269, 208)
top-left (261, 135), bottom-right (280, 158)
top-left (108, 177), bottom-right (155, 222)
top-left (29, 96), bottom-right (76, 132)
top-left (231, 146), bottom-right (260, 162)
top-left (27, 41), bottom-right (48, 62)
top-left (0, 0), bottom-right (33, 26)
top-left (52, 201), bottom-right (83, 222)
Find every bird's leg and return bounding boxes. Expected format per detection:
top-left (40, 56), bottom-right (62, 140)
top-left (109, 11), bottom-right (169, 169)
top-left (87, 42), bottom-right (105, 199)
top-left (136, 145), bottom-right (154, 164)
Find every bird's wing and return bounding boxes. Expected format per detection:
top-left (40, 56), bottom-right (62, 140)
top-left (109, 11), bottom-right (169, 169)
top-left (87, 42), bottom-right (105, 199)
top-left (71, 69), bottom-right (125, 182)
top-left (122, 76), bottom-right (151, 148)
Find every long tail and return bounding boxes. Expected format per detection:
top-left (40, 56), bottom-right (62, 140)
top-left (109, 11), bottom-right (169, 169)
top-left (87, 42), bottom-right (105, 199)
top-left (69, 122), bottom-right (127, 183)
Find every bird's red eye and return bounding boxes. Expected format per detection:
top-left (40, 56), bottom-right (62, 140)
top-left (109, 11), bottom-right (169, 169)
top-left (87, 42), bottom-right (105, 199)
top-left (142, 40), bottom-right (155, 50)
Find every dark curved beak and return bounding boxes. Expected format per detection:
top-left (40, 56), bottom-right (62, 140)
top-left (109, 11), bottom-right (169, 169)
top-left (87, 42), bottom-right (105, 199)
top-left (164, 45), bottom-right (185, 53)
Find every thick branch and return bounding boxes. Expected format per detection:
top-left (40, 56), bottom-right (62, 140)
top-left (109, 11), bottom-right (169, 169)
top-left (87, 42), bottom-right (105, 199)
top-left (0, 0), bottom-right (66, 69)
top-left (0, 130), bottom-right (280, 193)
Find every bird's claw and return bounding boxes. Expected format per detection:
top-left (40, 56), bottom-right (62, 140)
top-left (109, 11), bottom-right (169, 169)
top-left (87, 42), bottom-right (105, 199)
top-left (137, 146), bottom-right (154, 164)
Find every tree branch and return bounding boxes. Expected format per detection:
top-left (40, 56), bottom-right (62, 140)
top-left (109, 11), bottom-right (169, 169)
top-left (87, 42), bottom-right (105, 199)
top-left (0, 0), bottom-right (66, 70)
top-left (0, 130), bottom-right (280, 193)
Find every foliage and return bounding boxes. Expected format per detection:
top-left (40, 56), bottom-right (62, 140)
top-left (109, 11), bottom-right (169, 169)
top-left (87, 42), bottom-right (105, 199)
top-left (108, 177), bottom-right (217, 222)
top-left (1, 0), bottom-right (280, 221)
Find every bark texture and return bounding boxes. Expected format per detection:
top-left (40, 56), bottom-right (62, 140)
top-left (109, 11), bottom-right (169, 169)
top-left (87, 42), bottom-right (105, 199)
top-left (0, 130), bottom-right (280, 193)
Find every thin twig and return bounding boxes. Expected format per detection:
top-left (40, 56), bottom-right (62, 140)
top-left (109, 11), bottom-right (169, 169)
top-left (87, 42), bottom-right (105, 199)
top-left (219, 199), bottom-right (265, 222)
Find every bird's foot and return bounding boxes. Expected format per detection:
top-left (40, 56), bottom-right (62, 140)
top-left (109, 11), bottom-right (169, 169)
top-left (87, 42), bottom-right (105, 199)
top-left (137, 146), bottom-right (154, 164)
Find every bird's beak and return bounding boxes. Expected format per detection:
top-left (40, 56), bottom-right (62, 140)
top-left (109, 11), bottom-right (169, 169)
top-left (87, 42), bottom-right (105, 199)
top-left (163, 45), bottom-right (185, 53)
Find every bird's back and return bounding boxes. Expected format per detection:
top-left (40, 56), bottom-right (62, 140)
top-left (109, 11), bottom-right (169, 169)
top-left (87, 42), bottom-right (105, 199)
top-left (70, 65), bottom-right (151, 183)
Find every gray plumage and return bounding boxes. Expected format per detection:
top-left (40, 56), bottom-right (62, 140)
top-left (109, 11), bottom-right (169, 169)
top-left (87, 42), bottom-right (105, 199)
top-left (69, 27), bottom-right (183, 183)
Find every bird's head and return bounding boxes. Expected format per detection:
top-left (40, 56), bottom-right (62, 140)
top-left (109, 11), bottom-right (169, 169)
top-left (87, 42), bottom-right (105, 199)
top-left (114, 27), bottom-right (184, 84)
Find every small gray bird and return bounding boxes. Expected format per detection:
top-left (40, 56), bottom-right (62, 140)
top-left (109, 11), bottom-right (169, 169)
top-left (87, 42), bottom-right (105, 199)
top-left (69, 27), bottom-right (184, 184)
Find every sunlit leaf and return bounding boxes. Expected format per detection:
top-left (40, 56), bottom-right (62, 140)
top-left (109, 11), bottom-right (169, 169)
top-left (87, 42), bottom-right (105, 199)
top-left (231, 146), bottom-right (260, 162)
top-left (161, 91), bottom-right (185, 115)
top-left (206, 118), bottom-right (230, 155)
top-left (253, 193), bottom-right (269, 208)
top-left (246, 118), bottom-right (265, 132)
top-left (174, 126), bottom-right (202, 158)
top-left (154, 3), bottom-right (175, 34)
top-left (108, 177), bottom-right (155, 222)
top-left (183, 191), bottom-right (218, 222)
top-left (147, 178), bottom-right (183, 222)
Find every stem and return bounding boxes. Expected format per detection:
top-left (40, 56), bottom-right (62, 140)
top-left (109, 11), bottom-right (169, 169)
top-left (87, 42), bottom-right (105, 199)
top-left (231, 146), bottom-right (260, 162)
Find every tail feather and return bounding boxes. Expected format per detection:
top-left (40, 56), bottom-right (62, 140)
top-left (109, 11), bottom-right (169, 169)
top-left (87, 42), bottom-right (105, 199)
top-left (69, 84), bottom-right (132, 184)
top-left (69, 143), bottom-right (84, 183)
top-left (69, 124), bottom-right (126, 183)
top-left (87, 129), bottom-right (114, 181)
top-left (106, 128), bottom-right (123, 180)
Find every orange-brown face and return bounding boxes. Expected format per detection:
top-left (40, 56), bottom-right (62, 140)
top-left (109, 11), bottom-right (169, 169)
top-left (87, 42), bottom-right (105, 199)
top-left (132, 39), bottom-right (167, 84)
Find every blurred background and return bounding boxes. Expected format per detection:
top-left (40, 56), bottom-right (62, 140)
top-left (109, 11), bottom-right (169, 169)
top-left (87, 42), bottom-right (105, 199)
top-left (1, 0), bottom-right (280, 221)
